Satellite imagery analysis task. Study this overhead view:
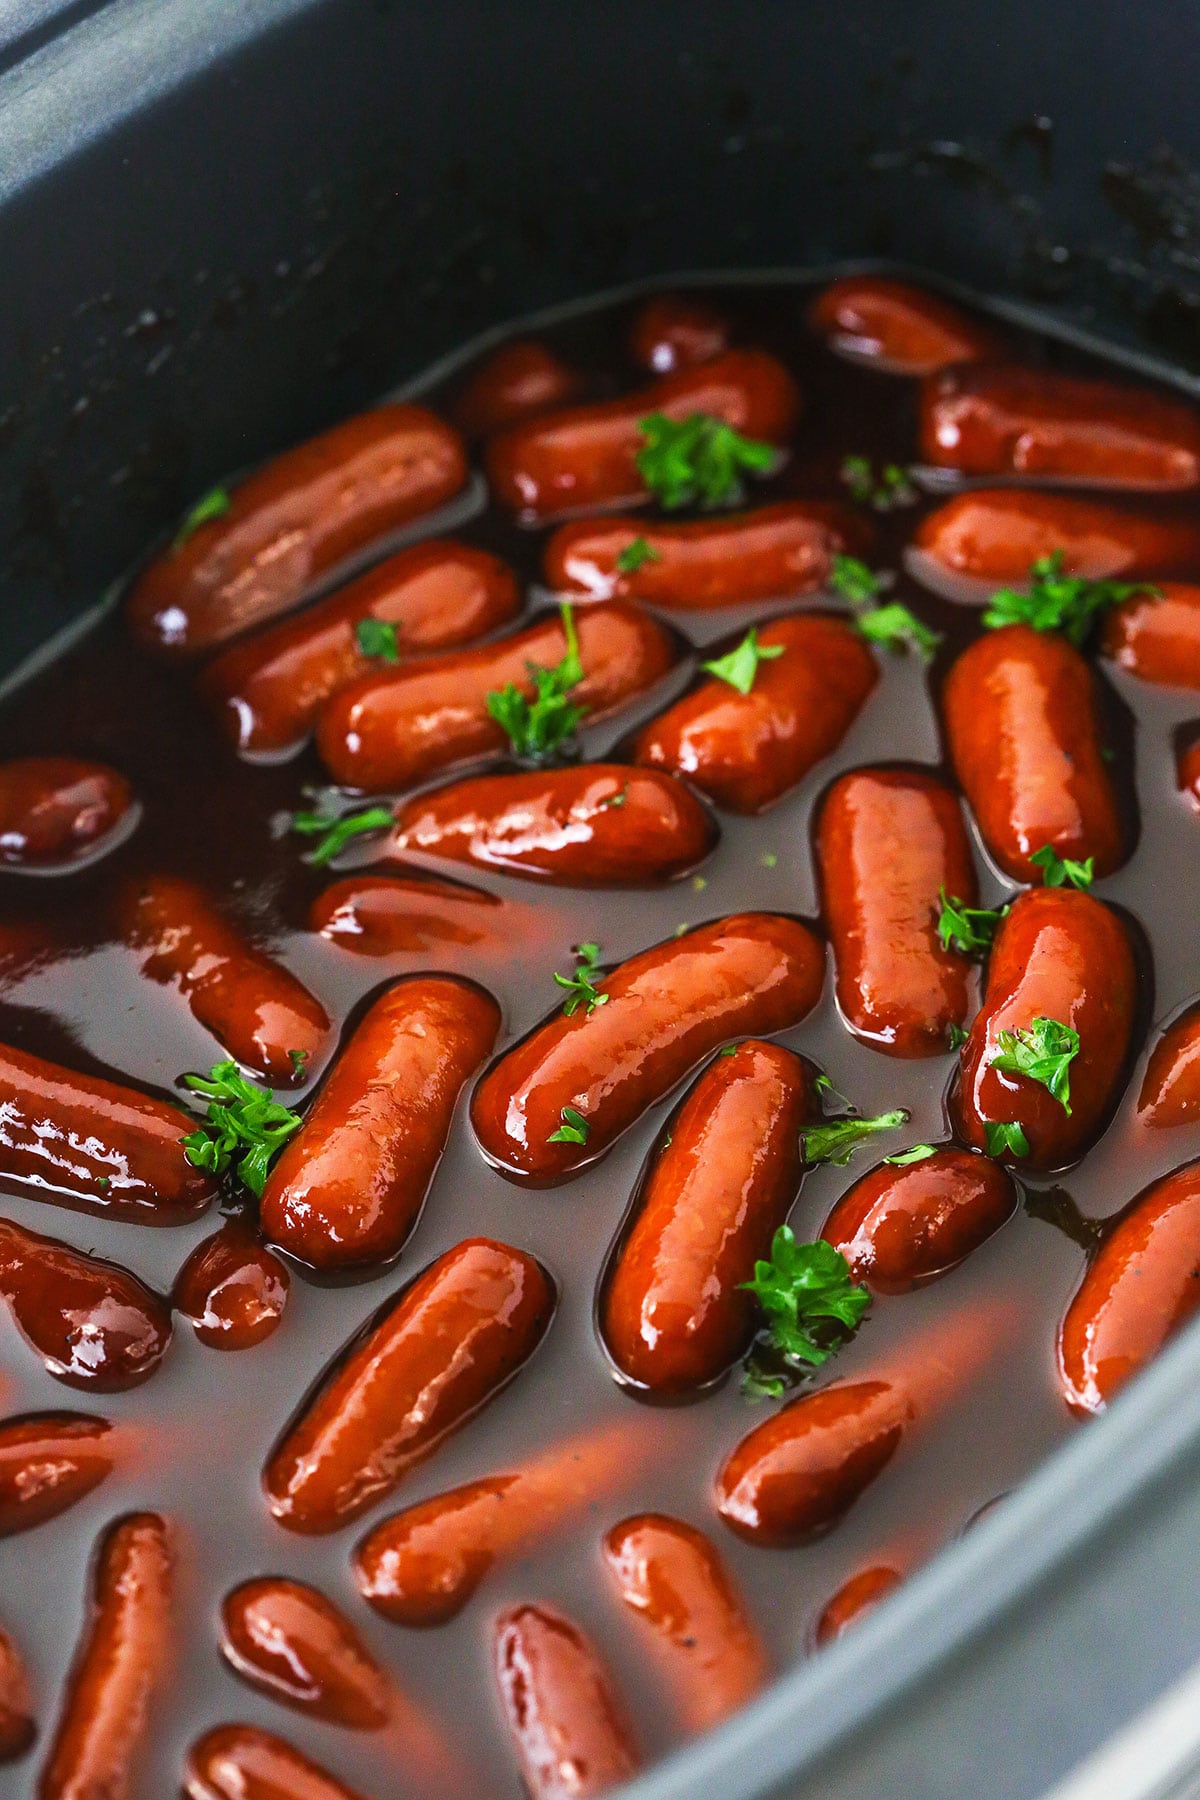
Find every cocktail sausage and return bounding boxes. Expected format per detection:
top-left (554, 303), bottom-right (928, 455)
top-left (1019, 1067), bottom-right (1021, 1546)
top-left (0, 1414), bottom-right (117, 1537)
top-left (912, 489), bottom-right (1200, 586)
top-left (629, 294), bottom-right (730, 373)
top-left (1102, 582), bottom-right (1200, 689)
top-left (0, 1219), bottom-right (171, 1389)
top-left (0, 758), bottom-right (135, 868)
top-left (493, 1603), bottom-right (640, 1799)
top-left (822, 1149), bottom-right (1016, 1293)
top-left (809, 276), bottom-right (998, 373)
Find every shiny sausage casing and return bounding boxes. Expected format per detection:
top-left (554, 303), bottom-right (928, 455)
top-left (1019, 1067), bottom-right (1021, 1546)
top-left (815, 1565), bottom-right (905, 1645)
top-left (485, 349), bottom-right (800, 518)
top-left (0, 1413), bottom-right (117, 1536)
top-left (392, 764), bottom-right (716, 886)
top-left (316, 600), bottom-right (675, 792)
top-left (455, 340), bottom-right (583, 438)
top-left (184, 1724), bottom-right (370, 1800)
top-left (628, 293), bottom-right (730, 373)
top-left (543, 501), bottom-right (867, 606)
top-left (809, 276), bottom-right (999, 373)
top-left (493, 1603), bottom-right (640, 1800)
top-left (0, 758), bottom-right (134, 867)
top-left (260, 977), bottom-right (500, 1271)
top-left (119, 874), bottom-right (332, 1085)
top-left (1059, 1159), bottom-right (1200, 1415)
top-left (822, 1149), bottom-right (1017, 1294)
top-left (126, 405), bottom-right (468, 656)
top-left (1138, 1002), bottom-right (1200, 1127)
top-left (471, 912), bottom-right (825, 1184)
top-left (920, 362), bottom-right (1200, 488)
top-left (1102, 582), bottom-right (1200, 690)
top-left (633, 613), bottom-right (878, 814)
top-left (599, 1041), bottom-right (814, 1392)
top-left (942, 624), bottom-right (1125, 882)
top-left (953, 888), bottom-right (1137, 1170)
top-left (0, 1620), bottom-right (33, 1762)
top-left (0, 1041), bottom-right (215, 1223)
top-left (913, 488), bottom-right (1200, 586)
top-left (601, 1514), bottom-right (768, 1731)
top-left (264, 1237), bottom-right (554, 1533)
top-left (0, 1218), bottom-right (171, 1389)
top-left (219, 1578), bottom-right (390, 1727)
top-left (173, 1222), bottom-right (290, 1350)
top-left (309, 871), bottom-right (512, 957)
top-left (816, 767), bottom-right (977, 1055)
top-left (199, 540), bottom-right (521, 757)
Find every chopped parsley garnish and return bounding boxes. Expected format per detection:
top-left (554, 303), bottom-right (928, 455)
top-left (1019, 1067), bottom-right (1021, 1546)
top-left (181, 1060), bottom-right (303, 1197)
top-left (718, 1044), bottom-right (739, 1057)
top-left (885, 1143), bottom-right (938, 1165)
top-left (989, 1015), bottom-right (1080, 1114)
top-left (1029, 844), bottom-right (1094, 890)
top-left (600, 785), bottom-right (629, 809)
top-left (829, 553), bottom-right (883, 605)
top-left (547, 1105), bottom-right (590, 1145)
top-left (948, 1023), bottom-right (969, 1051)
top-left (172, 484), bottom-right (232, 548)
top-left (984, 1120), bottom-right (1030, 1159)
top-left (840, 455), bottom-right (918, 511)
top-left (936, 888), bottom-right (1008, 956)
top-left (553, 942), bottom-right (608, 1018)
top-left (804, 1108), bottom-right (909, 1166)
top-left (290, 802), bottom-right (394, 866)
top-left (981, 551), bottom-right (1158, 648)
top-left (355, 617), bottom-right (400, 664)
top-left (287, 1049), bottom-right (309, 1076)
top-left (854, 602), bottom-right (942, 662)
top-left (485, 602), bottom-right (587, 762)
top-left (701, 627), bottom-right (784, 695)
top-left (740, 1227), bottom-right (871, 1368)
top-left (636, 412), bottom-right (778, 510)
top-left (616, 536), bottom-right (662, 574)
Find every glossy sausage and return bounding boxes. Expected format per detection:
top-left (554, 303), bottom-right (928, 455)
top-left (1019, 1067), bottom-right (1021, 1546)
top-left (173, 1222), bottom-right (290, 1349)
top-left (815, 1565), bottom-right (904, 1645)
top-left (119, 874), bottom-right (332, 1085)
top-left (942, 624), bottom-right (1124, 882)
top-left (0, 1218), bottom-right (171, 1389)
top-left (1102, 582), bottom-right (1200, 689)
top-left (199, 540), bottom-right (521, 756)
top-left (954, 888), bottom-right (1137, 1169)
top-left (184, 1725), bottom-right (370, 1800)
top-left (821, 1149), bottom-right (1017, 1293)
top-left (633, 613), bottom-right (878, 814)
top-left (816, 767), bottom-right (977, 1055)
top-left (599, 1041), bottom-right (813, 1391)
top-left (392, 764), bottom-right (716, 885)
top-left (0, 1414), bottom-right (117, 1536)
top-left (471, 912), bottom-right (825, 1184)
top-left (920, 363), bottom-right (1200, 488)
top-left (39, 1512), bottom-right (172, 1800)
top-left (1138, 1003), bottom-right (1200, 1127)
top-left (260, 977), bottom-right (500, 1271)
top-left (601, 1514), bottom-right (768, 1731)
top-left (629, 293), bottom-right (730, 373)
top-left (264, 1238), bottom-right (554, 1533)
top-left (543, 502), bottom-right (868, 606)
top-left (0, 1042), bottom-right (215, 1223)
top-left (912, 489), bottom-right (1200, 587)
top-left (316, 601), bottom-right (676, 792)
top-left (126, 405), bottom-right (468, 656)
top-left (309, 871), bottom-right (514, 956)
top-left (455, 339), bottom-right (582, 438)
top-left (485, 349), bottom-right (800, 518)
top-left (220, 1578), bottom-right (390, 1727)
top-left (353, 1418), bottom-right (654, 1625)
top-left (0, 758), bottom-right (135, 868)
top-left (1059, 1159), bottom-right (1200, 1415)
top-left (0, 1622), bottom-right (33, 1762)
top-left (809, 276), bottom-right (999, 373)
top-left (1180, 738), bottom-right (1200, 813)
top-left (493, 1603), bottom-right (640, 1799)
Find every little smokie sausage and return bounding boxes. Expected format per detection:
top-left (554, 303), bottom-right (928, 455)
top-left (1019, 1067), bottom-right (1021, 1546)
top-left (600, 1042), bottom-right (814, 1392)
top-left (543, 502), bottom-right (868, 606)
top-left (184, 1725), bottom-right (370, 1800)
top-left (815, 1565), bottom-right (905, 1646)
top-left (601, 1514), bottom-right (768, 1732)
top-left (1102, 582), bottom-right (1200, 689)
top-left (493, 1604), bottom-right (640, 1800)
top-left (220, 1578), bottom-right (390, 1727)
top-left (942, 625), bottom-right (1124, 882)
top-left (310, 871), bottom-right (520, 957)
top-left (199, 540), bottom-right (521, 757)
top-left (808, 276), bottom-right (999, 373)
top-left (0, 758), bottom-right (134, 867)
top-left (126, 405), bottom-right (468, 656)
top-left (0, 1622), bottom-right (33, 1762)
top-left (119, 875), bottom-right (331, 1085)
top-left (1138, 1003), bottom-right (1200, 1127)
top-left (953, 888), bottom-right (1137, 1169)
top-left (0, 1043), bottom-right (215, 1223)
top-left (173, 1222), bottom-right (290, 1350)
top-left (822, 1149), bottom-right (1017, 1294)
top-left (920, 363), bottom-right (1200, 489)
top-left (0, 1218), bottom-right (171, 1389)
top-left (354, 1417), bottom-right (655, 1626)
top-left (455, 340), bottom-right (582, 439)
top-left (628, 293), bottom-right (730, 373)
top-left (485, 349), bottom-right (799, 518)
top-left (633, 613), bottom-right (878, 815)
top-left (392, 764), bottom-right (715, 886)
top-left (39, 1512), bottom-right (172, 1800)
top-left (264, 1238), bottom-right (554, 1533)
top-left (471, 913), bottom-right (825, 1184)
top-left (816, 767), bottom-right (977, 1055)
top-left (316, 601), bottom-right (675, 792)
top-left (1059, 1159), bottom-right (1200, 1416)
top-left (0, 1414), bottom-right (118, 1536)
top-left (260, 977), bottom-right (500, 1271)
top-left (912, 489), bottom-right (1200, 586)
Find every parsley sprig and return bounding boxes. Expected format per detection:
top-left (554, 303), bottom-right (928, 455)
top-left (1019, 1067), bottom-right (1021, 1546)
top-left (989, 1015), bottom-right (1080, 1114)
top-left (840, 455), bottom-right (918, 511)
top-left (828, 554), bottom-right (942, 662)
top-left (547, 1106), bottom-right (589, 1145)
top-left (616, 536), bottom-right (661, 574)
top-left (829, 554), bottom-right (883, 605)
top-left (355, 618), bottom-right (400, 664)
top-left (636, 412), bottom-right (778, 510)
top-left (485, 603), bottom-right (588, 762)
top-left (290, 800), bottom-right (394, 866)
top-left (553, 942), bottom-right (609, 1017)
top-left (702, 627), bottom-right (784, 695)
top-left (741, 1227), bottom-right (871, 1373)
top-left (937, 889), bottom-right (1009, 956)
top-left (982, 551), bottom-right (1158, 648)
top-left (173, 484), bottom-right (232, 548)
top-left (885, 1143), bottom-right (937, 1165)
top-left (1030, 845), bottom-right (1094, 890)
top-left (985, 1120), bottom-right (1030, 1159)
top-left (804, 1107), bottom-right (909, 1165)
top-left (181, 1060), bottom-right (303, 1197)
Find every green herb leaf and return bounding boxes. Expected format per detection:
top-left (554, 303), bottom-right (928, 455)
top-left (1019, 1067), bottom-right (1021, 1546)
top-left (804, 1108), bottom-right (909, 1166)
top-left (982, 550), bottom-right (1158, 648)
top-left (181, 1060), bottom-right (303, 1197)
top-left (760, 851), bottom-right (778, 868)
top-left (600, 785), bottom-right (629, 809)
top-left (636, 411), bottom-right (778, 510)
top-left (290, 803), bottom-right (394, 866)
top-left (1029, 844), bottom-right (1095, 890)
top-left (885, 1143), bottom-right (938, 1165)
top-left (616, 536), bottom-right (662, 574)
top-left (740, 1361), bottom-right (788, 1400)
top-left (355, 617), bottom-right (400, 664)
top-left (485, 602), bottom-right (588, 761)
top-left (718, 1044), bottom-right (739, 1057)
top-left (937, 888), bottom-right (1009, 956)
top-left (547, 1105), bottom-right (590, 1145)
top-left (173, 484), bottom-right (232, 548)
top-left (948, 1023), bottom-right (969, 1051)
top-left (287, 1049), bottom-right (309, 1076)
top-left (829, 553), bottom-right (883, 605)
top-left (701, 627), bottom-right (785, 695)
top-left (990, 1015), bottom-right (1080, 1114)
top-left (553, 942), bottom-right (609, 1018)
top-left (854, 602), bottom-right (942, 662)
top-left (740, 1227), bottom-right (871, 1365)
top-left (984, 1119), bottom-right (1031, 1159)
top-left (839, 455), bottom-right (918, 511)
